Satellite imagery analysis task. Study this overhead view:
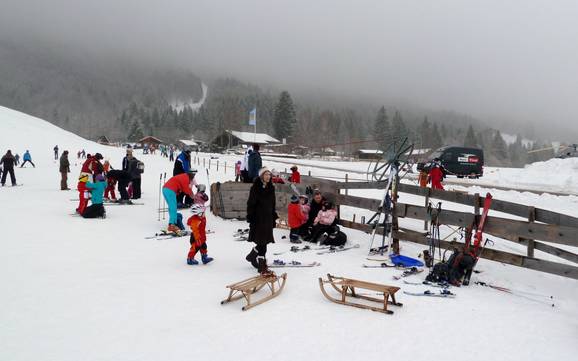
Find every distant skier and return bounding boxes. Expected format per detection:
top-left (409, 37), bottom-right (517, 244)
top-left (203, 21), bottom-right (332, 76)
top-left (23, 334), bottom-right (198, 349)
top-left (1, 150), bottom-right (17, 186)
top-left (245, 167), bottom-right (278, 275)
top-left (14, 153), bottom-right (20, 166)
top-left (20, 150), bottom-right (35, 168)
top-left (169, 146), bottom-right (175, 162)
top-left (162, 171), bottom-right (196, 234)
top-left (234, 160), bottom-right (241, 182)
top-left (82, 174), bottom-right (107, 218)
top-left (54, 145), bottom-right (59, 160)
top-left (59, 150), bottom-right (70, 190)
top-left (186, 204), bottom-right (214, 265)
top-left (428, 159), bottom-right (445, 190)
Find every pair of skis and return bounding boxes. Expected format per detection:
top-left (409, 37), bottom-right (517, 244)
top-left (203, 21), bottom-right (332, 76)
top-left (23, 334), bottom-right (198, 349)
top-left (269, 260), bottom-right (320, 268)
top-left (462, 193), bottom-right (493, 285)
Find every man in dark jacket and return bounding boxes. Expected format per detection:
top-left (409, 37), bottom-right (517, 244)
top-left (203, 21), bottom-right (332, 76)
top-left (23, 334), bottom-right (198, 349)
top-left (173, 149), bottom-right (192, 205)
top-left (59, 150), bottom-right (70, 190)
top-left (1, 150), bottom-right (17, 186)
top-left (245, 167), bottom-right (278, 274)
top-left (107, 169), bottom-right (132, 202)
top-left (247, 144), bottom-right (262, 181)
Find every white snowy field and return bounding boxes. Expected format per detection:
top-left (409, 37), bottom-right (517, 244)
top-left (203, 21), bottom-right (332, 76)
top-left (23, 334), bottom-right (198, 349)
top-left (1, 105), bottom-right (577, 361)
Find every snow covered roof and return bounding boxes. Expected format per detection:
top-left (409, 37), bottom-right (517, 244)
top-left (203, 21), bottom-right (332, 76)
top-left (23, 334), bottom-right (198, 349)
top-left (179, 139), bottom-right (198, 146)
top-left (358, 149), bottom-right (384, 154)
top-left (408, 148), bottom-right (431, 155)
top-left (227, 130), bottom-right (280, 144)
top-left (139, 136), bottom-right (164, 144)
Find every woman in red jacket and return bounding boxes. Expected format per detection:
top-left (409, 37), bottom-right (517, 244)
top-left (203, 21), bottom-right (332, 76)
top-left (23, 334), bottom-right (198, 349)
top-left (163, 170), bottom-right (196, 233)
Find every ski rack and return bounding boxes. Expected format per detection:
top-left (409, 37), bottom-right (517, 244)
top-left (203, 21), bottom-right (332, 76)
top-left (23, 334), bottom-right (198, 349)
top-left (366, 137), bottom-right (414, 256)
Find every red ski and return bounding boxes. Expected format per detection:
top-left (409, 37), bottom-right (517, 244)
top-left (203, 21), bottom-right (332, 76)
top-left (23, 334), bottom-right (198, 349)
top-left (462, 193), bottom-right (493, 285)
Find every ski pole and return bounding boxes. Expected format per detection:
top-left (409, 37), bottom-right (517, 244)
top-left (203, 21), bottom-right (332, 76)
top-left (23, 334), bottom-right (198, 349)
top-left (162, 172), bottom-right (166, 221)
top-left (158, 173), bottom-right (162, 221)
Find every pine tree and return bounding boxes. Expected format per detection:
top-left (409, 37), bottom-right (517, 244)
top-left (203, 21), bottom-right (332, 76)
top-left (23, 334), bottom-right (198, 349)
top-left (127, 120), bottom-right (144, 142)
top-left (391, 111), bottom-right (408, 140)
top-left (418, 117), bottom-right (432, 148)
top-left (464, 125), bottom-right (477, 147)
top-left (272, 91), bottom-right (297, 141)
top-left (492, 130), bottom-right (508, 160)
top-left (374, 106), bottom-right (392, 150)
top-left (431, 123), bottom-right (443, 149)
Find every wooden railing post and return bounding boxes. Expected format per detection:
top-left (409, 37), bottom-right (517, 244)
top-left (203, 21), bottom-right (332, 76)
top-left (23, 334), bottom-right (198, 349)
top-left (526, 207), bottom-right (536, 258)
top-left (345, 174), bottom-right (349, 196)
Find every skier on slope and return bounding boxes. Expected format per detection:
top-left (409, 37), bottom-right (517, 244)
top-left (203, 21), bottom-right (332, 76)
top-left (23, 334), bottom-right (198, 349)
top-left (59, 150), bottom-right (70, 190)
top-left (20, 150), bottom-right (35, 168)
top-left (186, 204), bottom-right (214, 265)
top-left (1, 150), bottom-right (17, 186)
top-left (428, 159), bottom-right (445, 190)
top-left (162, 170), bottom-right (196, 234)
top-left (245, 167), bottom-right (278, 275)
top-left (54, 145), bottom-right (59, 160)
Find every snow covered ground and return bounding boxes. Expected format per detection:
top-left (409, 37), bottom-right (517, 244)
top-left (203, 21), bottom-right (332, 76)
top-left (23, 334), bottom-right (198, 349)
top-left (170, 82), bottom-right (208, 112)
top-left (1, 105), bottom-right (577, 361)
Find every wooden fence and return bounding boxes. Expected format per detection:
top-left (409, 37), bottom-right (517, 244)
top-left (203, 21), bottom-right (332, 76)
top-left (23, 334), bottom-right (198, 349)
top-left (210, 176), bottom-right (578, 280)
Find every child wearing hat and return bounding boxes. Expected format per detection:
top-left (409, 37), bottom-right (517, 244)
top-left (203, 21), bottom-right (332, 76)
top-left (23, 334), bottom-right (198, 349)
top-left (288, 194), bottom-right (307, 243)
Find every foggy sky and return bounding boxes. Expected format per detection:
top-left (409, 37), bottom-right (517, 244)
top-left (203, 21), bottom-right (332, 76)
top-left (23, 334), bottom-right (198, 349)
top-left (1, 0), bottom-right (577, 139)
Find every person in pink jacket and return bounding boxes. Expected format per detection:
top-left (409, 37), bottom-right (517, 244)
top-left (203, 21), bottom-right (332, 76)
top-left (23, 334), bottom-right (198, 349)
top-left (193, 184), bottom-right (209, 205)
top-left (307, 200), bottom-right (337, 243)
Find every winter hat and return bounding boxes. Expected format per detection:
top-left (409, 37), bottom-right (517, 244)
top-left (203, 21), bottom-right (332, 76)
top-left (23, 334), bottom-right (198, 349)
top-left (290, 166), bottom-right (298, 171)
top-left (197, 184), bottom-right (206, 193)
top-left (313, 188), bottom-right (322, 196)
top-left (259, 167), bottom-right (271, 178)
top-left (299, 194), bottom-right (308, 203)
top-left (95, 174), bottom-right (106, 182)
top-left (290, 195), bottom-right (299, 203)
top-left (94, 153), bottom-right (103, 160)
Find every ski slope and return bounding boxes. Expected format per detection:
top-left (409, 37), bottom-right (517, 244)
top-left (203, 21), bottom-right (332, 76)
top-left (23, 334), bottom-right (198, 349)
top-left (1, 105), bottom-right (577, 361)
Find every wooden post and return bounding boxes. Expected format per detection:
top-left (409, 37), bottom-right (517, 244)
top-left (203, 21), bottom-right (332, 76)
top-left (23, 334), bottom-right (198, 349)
top-left (474, 193), bottom-right (480, 217)
top-left (345, 174), bottom-right (349, 196)
top-left (217, 161), bottom-right (219, 172)
top-left (308, 170), bottom-right (311, 176)
top-left (423, 188), bottom-right (431, 231)
top-left (527, 207), bottom-right (536, 258)
top-left (224, 162), bottom-right (227, 173)
top-left (392, 172), bottom-right (400, 254)
top-left (203, 158), bottom-right (205, 168)
top-left (352, 214), bottom-right (356, 223)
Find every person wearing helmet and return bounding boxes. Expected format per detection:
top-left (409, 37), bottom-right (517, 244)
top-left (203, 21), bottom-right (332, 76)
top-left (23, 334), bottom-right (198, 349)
top-left (245, 167), bottom-right (278, 275)
top-left (193, 184), bottom-right (209, 206)
top-left (428, 158), bottom-right (445, 190)
top-left (82, 173), bottom-right (107, 218)
top-left (162, 171), bottom-right (196, 234)
top-left (186, 204), bottom-right (213, 265)
top-left (288, 194), bottom-right (307, 243)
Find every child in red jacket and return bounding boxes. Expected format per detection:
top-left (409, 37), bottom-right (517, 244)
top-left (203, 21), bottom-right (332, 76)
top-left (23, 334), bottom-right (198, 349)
top-left (288, 195), bottom-right (307, 243)
top-left (186, 204), bottom-right (213, 265)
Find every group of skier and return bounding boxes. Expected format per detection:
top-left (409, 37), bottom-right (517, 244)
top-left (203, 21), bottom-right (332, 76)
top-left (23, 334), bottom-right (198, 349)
top-left (418, 158), bottom-right (445, 190)
top-left (1, 150), bottom-right (34, 186)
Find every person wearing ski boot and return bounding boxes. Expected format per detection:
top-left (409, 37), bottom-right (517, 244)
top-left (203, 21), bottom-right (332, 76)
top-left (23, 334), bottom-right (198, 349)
top-left (104, 174), bottom-right (117, 201)
top-left (82, 173), bottom-right (107, 218)
top-left (162, 170), bottom-right (196, 235)
top-left (289, 165), bottom-right (301, 183)
top-left (428, 159), bottom-right (445, 190)
top-left (20, 150), bottom-right (35, 168)
top-left (186, 204), bottom-right (213, 265)
top-left (0, 150), bottom-right (17, 186)
top-left (193, 184), bottom-right (209, 205)
top-left (288, 195), bottom-right (307, 244)
top-left (307, 201), bottom-right (338, 244)
top-left (245, 167), bottom-right (278, 275)
top-left (59, 150), bottom-right (70, 190)
top-left (77, 153), bottom-right (104, 214)
top-left (418, 168), bottom-right (428, 188)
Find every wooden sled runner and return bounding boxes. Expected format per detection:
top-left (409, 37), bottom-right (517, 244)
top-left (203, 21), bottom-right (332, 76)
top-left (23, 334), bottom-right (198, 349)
top-left (221, 272), bottom-right (287, 311)
top-left (319, 273), bottom-right (403, 314)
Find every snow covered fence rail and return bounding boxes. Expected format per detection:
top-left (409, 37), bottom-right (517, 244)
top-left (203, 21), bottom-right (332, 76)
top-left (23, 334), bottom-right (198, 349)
top-left (337, 181), bottom-right (578, 280)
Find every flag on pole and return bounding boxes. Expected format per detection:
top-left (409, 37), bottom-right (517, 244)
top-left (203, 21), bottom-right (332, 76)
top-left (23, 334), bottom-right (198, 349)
top-left (248, 108), bottom-right (257, 126)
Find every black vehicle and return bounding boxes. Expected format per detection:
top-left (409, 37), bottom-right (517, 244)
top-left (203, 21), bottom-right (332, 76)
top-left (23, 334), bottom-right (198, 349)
top-left (418, 146), bottom-right (484, 178)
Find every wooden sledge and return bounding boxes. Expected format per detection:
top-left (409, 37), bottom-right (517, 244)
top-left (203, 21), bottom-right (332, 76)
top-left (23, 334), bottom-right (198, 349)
top-left (318, 273), bottom-right (403, 315)
top-left (221, 272), bottom-right (287, 311)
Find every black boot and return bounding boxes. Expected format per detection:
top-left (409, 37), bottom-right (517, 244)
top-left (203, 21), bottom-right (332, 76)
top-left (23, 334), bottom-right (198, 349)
top-left (245, 248), bottom-right (258, 269)
top-left (257, 256), bottom-right (272, 275)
